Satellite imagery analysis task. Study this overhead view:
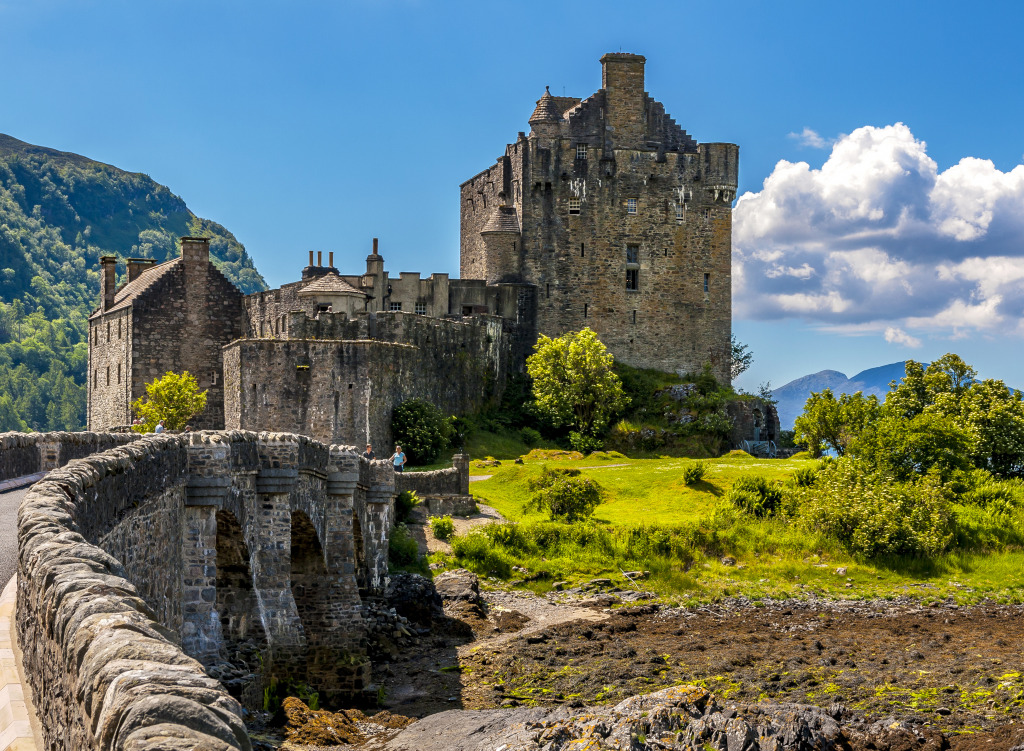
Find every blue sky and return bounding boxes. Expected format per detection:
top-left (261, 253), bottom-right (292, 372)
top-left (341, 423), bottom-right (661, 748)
top-left (2, 0), bottom-right (1022, 391)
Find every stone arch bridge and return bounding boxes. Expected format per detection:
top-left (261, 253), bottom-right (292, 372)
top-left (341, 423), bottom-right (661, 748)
top-left (11, 430), bottom-right (397, 750)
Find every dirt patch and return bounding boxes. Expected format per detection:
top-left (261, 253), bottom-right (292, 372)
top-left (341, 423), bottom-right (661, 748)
top-left (408, 502), bottom-right (506, 556)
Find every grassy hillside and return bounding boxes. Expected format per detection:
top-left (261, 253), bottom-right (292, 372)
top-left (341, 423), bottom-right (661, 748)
top-left (0, 133), bottom-right (267, 431)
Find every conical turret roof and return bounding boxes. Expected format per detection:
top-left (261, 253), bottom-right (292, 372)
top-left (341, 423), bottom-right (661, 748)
top-left (529, 86), bottom-right (563, 125)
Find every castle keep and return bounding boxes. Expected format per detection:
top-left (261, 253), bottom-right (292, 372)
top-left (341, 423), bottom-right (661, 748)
top-left (88, 52), bottom-right (738, 441)
top-left (461, 53), bottom-right (737, 381)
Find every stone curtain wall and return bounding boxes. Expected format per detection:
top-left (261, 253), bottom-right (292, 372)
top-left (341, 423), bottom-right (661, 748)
top-left (223, 312), bottom-right (509, 450)
top-left (17, 430), bottom-right (394, 750)
top-left (0, 431), bottom-right (138, 481)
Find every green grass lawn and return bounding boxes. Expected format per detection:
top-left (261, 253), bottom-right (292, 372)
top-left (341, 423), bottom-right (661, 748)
top-left (441, 451), bottom-right (1024, 605)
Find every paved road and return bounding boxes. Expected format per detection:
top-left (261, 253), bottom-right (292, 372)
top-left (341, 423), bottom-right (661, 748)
top-left (0, 487), bottom-right (27, 584)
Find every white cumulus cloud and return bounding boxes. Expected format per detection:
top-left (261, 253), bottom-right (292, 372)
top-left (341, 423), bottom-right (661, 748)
top-left (788, 127), bottom-right (832, 149)
top-left (734, 123), bottom-right (1024, 344)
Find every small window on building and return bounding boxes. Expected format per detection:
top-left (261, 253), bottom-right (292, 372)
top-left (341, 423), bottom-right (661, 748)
top-left (626, 269), bottom-right (639, 291)
top-left (117, 363), bottom-right (121, 384)
top-left (676, 203), bottom-right (685, 221)
top-left (576, 143), bottom-right (587, 160)
top-left (580, 243), bottom-right (585, 257)
top-left (105, 366), bottom-right (110, 386)
top-left (626, 245), bottom-right (639, 265)
top-left (106, 321), bottom-right (111, 341)
top-left (461, 305), bottom-right (473, 316)
top-left (704, 273), bottom-right (710, 294)
top-left (415, 302), bottom-right (427, 315)
top-left (93, 369), bottom-right (97, 388)
top-left (546, 284), bottom-right (551, 298)
top-left (627, 198), bottom-right (638, 214)
top-left (632, 310), bottom-right (637, 324)
top-left (317, 303), bottom-right (331, 314)
top-left (703, 208), bottom-right (711, 220)
top-left (117, 318), bottom-right (122, 338)
top-left (389, 302), bottom-right (402, 312)
top-left (583, 303), bottom-right (588, 318)
top-left (212, 371), bottom-right (219, 386)
top-left (568, 197), bottom-right (581, 215)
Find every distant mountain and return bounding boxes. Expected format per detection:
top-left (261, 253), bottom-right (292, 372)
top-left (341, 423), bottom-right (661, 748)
top-left (0, 133), bottom-right (267, 432)
top-left (772, 362), bottom-right (907, 429)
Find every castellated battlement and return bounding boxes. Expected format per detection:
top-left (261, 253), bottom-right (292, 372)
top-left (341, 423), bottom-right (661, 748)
top-left (14, 429), bottom-right (395, 750)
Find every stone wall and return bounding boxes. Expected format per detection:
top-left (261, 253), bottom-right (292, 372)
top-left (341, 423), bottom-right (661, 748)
top-left (16, 430), bottom-right (395, 750)
top-left (0, 430), bottom-right (138, 481)
top-left (222, 313), bottom-right (508, 449)
top-left (395, 454), bottom-right (470, 499)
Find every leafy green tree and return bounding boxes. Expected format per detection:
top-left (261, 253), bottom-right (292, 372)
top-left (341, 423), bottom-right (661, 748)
top-left (132, 371), bottom-right (207, 431)
top-left (730, 335), bottom-right (753, 380)
top-left (526, 328), bottom-right (629, 444)
top-left (851, 412), bottom-right (972, 482)
top-left (527, 467), bottom-right (603, 522)
top-left (391, 399), bottom-right (454, 464)
top-left (794, 389), bottom-right (880, 457)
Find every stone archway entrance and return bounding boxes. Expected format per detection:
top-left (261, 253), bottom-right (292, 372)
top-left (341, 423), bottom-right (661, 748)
top-left (289, 511), bottom-right (331, 647)
top-left (215, 509), bottom-right (267, 703)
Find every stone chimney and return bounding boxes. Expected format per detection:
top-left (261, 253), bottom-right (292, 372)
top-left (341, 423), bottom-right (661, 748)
top-left (600, 52), bottom-right (646, 149)
top-left (366, 237), bottom-right (384, 276)
top-left (180, 237), bottom-right (210, 267)
top-left (100, 256), bottom-right (117, 311)
top-left (126, 258), bottom-right (156, 283)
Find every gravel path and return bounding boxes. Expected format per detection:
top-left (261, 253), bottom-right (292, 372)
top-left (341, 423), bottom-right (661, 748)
top-left (0, 487), bottom-right (28, 584)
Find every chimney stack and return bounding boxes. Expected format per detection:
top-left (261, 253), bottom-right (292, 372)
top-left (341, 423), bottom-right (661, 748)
top-left (329, 251), bottom-right (334, 268)
top-left (180, 237), bottom-right (210, 267)
top-left (309, 250), bottom-right (314, 266)
top-left (100, 256), bottom-right (117, 311)
top-left (599, 52), bottom-right (647, 149)
top-left (317, 251), bottom-right (323, 266)
top-left (126, 258), bottom-right (156, 283)
top-left (372, 238), bottom-right (378, 255)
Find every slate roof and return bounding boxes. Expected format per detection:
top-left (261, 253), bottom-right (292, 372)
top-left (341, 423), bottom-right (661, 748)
top-left (529, 87), bottom-right (564, 124)
top-left (89, 258), bottom-right (180, 318)
top-left (298, 272), bottom-right (366, 297)
top-left (481, 206), bottom-right (521, 234)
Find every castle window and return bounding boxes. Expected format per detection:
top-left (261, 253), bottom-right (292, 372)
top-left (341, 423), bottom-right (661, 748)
top-left (93, 369), bottom-right (97, 388)
top-left (568, 198), bottom-right (581, 215)
top-left (118, 318), bottom-right (122, 338)
top-left (117, 363), bottom-right (121, 384)
top-left (676, 203), bottom-right (685, 221)
top-left (546, 284), bottom-right (551, 298)
top-left (389, 302), bottom-right (402, 312)
top-left (106, 321), bottom-right (110, 341)
top-left (317, 304), bottom-right (331, 315)
top-left (576, 144), bottom-right (587, 160)
top-left (627, 198), bottom-right (637, 214)
top-left (704, 273), bottom-right (710, 294)
top-left (415, 302), bottom-right (427, 315)
top-left (105, 366), bottom-right (110, 386)
top-left (632, 310), bottom-right (637, 324)
top-left (703, 208), bottom-right (711, 221)
top-left (581, 243), bottom-right (585, 257)
top-left (626, 245), bottom-right (639, 265)
top-left (212, 371), bottom-right (219, 386)
top-left (93, 327), bottom-right (98, 344)
top-left (584, 303), bottom-right (588, 318)
top-left (626, 269), bottom-right (639, 291)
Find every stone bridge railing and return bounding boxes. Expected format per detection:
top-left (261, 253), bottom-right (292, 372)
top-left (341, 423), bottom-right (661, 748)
top-left (0, 430), bottom-right (139, 481)
top-left (395, 453), bottom-right (475, 515)
top-left (16, 430), bottom-right (395, 751)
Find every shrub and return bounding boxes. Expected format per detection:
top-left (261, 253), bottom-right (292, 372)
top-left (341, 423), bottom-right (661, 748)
top-left (682, 460), bottom-right (708, 485)
top-left (795, 458), bottom-right (953, 558)
top-left (430, 515), bottom-right (455, 541)
top-left (569, 431), bottom-right (603, 454)
top-left (519, 426), bottom-right (543, 447)
top-left (527, 466), bottom-right (604, 522)
top-left (728, 474), bottom-right (785, 517)
top-left (395, 490), bottom-right (419, 524)
top-left (963, 479), bottom-right (1024, 517)
top-left (790, 463), bottom-right (820, 487)
top-left (450, 531), bottom-right (513, 578)
top-left (388, 524), bottom-right (420, 568)
top-left (391, 399), bottom-right (454, 464)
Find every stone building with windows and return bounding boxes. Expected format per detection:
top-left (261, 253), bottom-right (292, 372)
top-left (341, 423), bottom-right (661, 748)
top-left (461, 52), bottom-right (737, 382)
top-left (88, 51), bottom-right (739, 444)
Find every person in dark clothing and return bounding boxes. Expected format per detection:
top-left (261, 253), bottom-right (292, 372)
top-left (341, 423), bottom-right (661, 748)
top-left (362, 444), bottom-right (375, 461)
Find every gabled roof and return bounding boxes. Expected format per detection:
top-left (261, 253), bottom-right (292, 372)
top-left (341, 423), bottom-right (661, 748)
top-left (481, 206), bottom-right (521, 234)
top-left (89, 258), bottom-right (180, 318)
top-left (298, 272), bottom-right (366, 297)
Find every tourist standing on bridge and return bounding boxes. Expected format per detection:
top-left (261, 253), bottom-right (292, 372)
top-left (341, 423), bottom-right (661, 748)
top-left (362, 444), bottom-right (375, 461)
top-left (154, 420), bottom-right (165, 433)
top-left (390, 445), bottom-right (406, 473)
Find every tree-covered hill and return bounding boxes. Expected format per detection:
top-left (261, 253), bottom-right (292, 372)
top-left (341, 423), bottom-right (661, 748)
top-left (0, 133), bottom-right (268, 432)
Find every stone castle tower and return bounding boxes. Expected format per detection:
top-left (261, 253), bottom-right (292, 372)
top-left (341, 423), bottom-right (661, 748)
top-left (460, 53), bottom-right (737, 382)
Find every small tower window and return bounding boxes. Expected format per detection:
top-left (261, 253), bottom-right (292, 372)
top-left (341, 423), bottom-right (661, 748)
top-left (703, 208), bottom-right (711, 221)
top-left (676, 203), bottom-right (685, 221)
top-left (626, 269), bottom-right (639, 291)
top-left (117, 363), bottom-right (121, 384)
top-left (580, 243), bottom-right (585, 257)
top-left (389, 302), bottom-right (402, 312)
top-left (576, 143), bottom-right (587, 160)
top-left (626, 245), bottom-right (639, 265)
top-left (106, 321), bottom-right (111, 341)
top-left (583, 303), bottom-right (588, 318)
top-left (627, 198), bottom-right (638, 215)
top-left (105, 366), bottom-right (110, 386)
top-left (568, 198), bottom-right (581, 215)
top-left (118, 318), bottom-right (122, 338)
top-left (93, 369), bottom-right (97, 388)
top-left (704, 273), bottom-right (710, 294)
top-left (632, 310), bottom-right (637, 324)
top-left (415, 302), bottom-right (427, 315)
top-left (546, 284), bottom-right (551, 298)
